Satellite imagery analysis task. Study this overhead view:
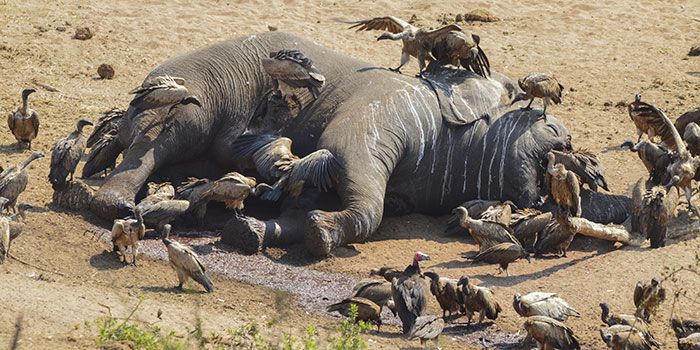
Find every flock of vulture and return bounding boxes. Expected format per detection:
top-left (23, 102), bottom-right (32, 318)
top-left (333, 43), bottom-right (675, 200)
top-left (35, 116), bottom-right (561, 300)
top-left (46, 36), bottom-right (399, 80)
top-left (0, 13), bottom-right (698, 350)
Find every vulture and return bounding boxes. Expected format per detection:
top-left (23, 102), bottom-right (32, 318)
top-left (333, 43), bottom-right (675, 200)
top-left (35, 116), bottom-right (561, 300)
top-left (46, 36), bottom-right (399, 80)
top-left (672, 317), bottom-right (700, 339)
top-left (139, 200), bottom-right (189, 233)
top-left (82, 108), bottom-right (125, 178)
top-left (0, 197), bottom-right (11, 264)
top-left (547, 152), bottom-right (582, 217)
top-left (162, 224), bottom-right (214, 293)
top-left (523, 315), bottom-right (580, 350)
top-left (206, 172), bottom-right (259, 212)
top-left (684, 123), bottom-right (700, 156)
top-left (423, 271), bottom-right (463, 318)
top-left (633, 278), bottom-right (666, 323)
top-left (129, 75), bottom-right (203, 111)
top-left (444, 199), bottom-right (506, 237)
top-left (599, 303), bottom-right (649, 333)
top-left (452, 206), bottom-right (520, 252)
top-left (480, 201), bottom-right (514, 226)
top-left (599, 324), bottom-right (661, 350)
top-left (470, 241), bottom-right (530, 276)
top-left (512, 73), bottom-right (564, 118)
top-left (638, 184), bottom-right (679, 248)
top-left (351, 280), bottom-right (396, 316)
top-left (259, 149), bottom-right (341, 201)
top-left (628, 94), bottom-right (676, 146)
top-left (0, 151), bottom-right (44, 213)
top-left (429, 29), bottom-right (490, 77)
top-left (533, 209), bottom-right (577, 257)
top-left (513, 292), bottom-right (580, 322)
top-left (408, 315), bottom-right (444, 348)
top-left (326, 297), bottom-right (382, 330)
top-left (175, 177), bottom-right (211, 224)
top-left (678, 334), bottom-right (700, 350)
top-left (369, 266), bottom-right (402, 282)
top-left (262, 49), bottom-right (326, 101)
top-left (620, 140), bottom-right (673, 185)
top-left (49, 118), bottom-right (93, 190)
top-left (550, 149), bottom-right (610, 192)
top-left (111, 207), bottom-right (145, 265)
top-left (510, 209), bottom-right (552, 251)
top-left (391, 251), bottom-right (430, 334)
top-left (7, 88), bottom-right (40, 149)
top-left (7, 203), bottom-right (33, 253)
top-left (457, 276), bottom-right (501, 323)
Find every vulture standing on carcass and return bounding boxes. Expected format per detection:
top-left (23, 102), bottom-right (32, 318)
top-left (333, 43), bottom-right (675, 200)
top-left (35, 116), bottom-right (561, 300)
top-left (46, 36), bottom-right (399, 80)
top-left (547, 152), bottom-right (582, 217)
top-left (262, 49), bottom-right (326, 102)
top-left (139, 200), bottom-right (189, 233)
top-left (7, 88), bottom-right (40, 149)
top-left (469, 241), bottom-right (530, 276)
top-left (683, 123), bottom-right (700, 156)
top-left (628, 94), bottom-right (676, 146)
top-left (457, 276), bottom-right (501, 324)
top-left (129, 75), bottom-right (202, 111)
top-left (423, 271), bottom-right (463, 318)
top-left (326, 297), bottom-right (382, 330)
top-left (452, 206), bottom-right (520, 252)
top-left (408, 315), bottom-right (445, 348)
top-left (258, 148), bottom-right (340, 201)
top-left (513, 292), bottom-right (580, 322)
top-left (510, 208), bottom-right (551, 250)
top-left (162, 224), bottom-right (214, 293)
top-left (549, 149), bottom-right (610, 192)
top-left (599, 303), bottom-right (649, 332)
top-left (672, 317), bottom-right (700, 339)
top-left (634, 278), bottom-right (666, 323)
top-left (391, 251), bottom-right (430, 334)
top-left (0, 151), bottom-right (44, 213)
top-left (48, 118), bottom-right (93, 190)
top-left (0, 198), bottom-right (11, 264)
top-left (512, 73), bottom-right (564, 119)
top-left (110, 207), bottom-right (145, 265)
top-left (429, 29), bottom-right (490, 77)
top-left (599, 324), bottom-right (661, 350)
top-left (620, 140), bottom-right (673, 185)
top-left (523, 315), bottom-right (580, 350)
top-left (177, 172), bottom-right (263, 223)
top-left (533, 209), bottom-right (577, 257)
top-left (369, 266), bottom-right (402, 282)
top-left (350, 280), bottom-right (396, 316)
top-left (82, 108), bottom-right (125, 178)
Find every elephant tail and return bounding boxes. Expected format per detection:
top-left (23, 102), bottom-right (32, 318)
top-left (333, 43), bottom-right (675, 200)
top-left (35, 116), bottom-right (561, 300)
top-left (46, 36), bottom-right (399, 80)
top-left (260, 149), bottom-right (342, 201)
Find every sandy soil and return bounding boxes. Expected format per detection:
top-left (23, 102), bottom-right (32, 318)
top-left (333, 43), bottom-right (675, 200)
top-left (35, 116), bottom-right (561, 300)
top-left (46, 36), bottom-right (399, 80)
top-left (0, 0), bottom-right (699, 349)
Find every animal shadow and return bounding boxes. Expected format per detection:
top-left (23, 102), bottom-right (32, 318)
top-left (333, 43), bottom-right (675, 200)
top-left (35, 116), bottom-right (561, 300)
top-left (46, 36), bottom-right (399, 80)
top-left (0, 143), bottom-right (28, 155)
top-left (89, 250), bottom-right (125, 271)
top-left (141, 286), bottom-right (206, 295)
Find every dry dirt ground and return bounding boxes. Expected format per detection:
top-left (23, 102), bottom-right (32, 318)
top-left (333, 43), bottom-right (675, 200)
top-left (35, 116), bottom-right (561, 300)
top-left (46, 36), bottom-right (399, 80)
top-left (1, 0), bottom-right (699, 349)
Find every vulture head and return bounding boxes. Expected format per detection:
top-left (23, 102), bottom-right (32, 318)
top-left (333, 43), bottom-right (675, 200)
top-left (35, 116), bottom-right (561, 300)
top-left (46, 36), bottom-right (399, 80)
top-left (457, 275), bottom-right (470, 288)
top-left (546, 152), bottom-right (556, 173)
top-left (180, 95), bottom-right (202, 108)
top-left (0, 197), bottom-right (9, 211)
top-left (161, 224), bottom-right (173, 245)
top-left (76, 118), bottom-right (94, 132)
top-left (21, 87), bottom-right (36, 100)
top-left (414, 251), bottom-right (431, 263)
top-left (599, 303), bottom-right (612, 322)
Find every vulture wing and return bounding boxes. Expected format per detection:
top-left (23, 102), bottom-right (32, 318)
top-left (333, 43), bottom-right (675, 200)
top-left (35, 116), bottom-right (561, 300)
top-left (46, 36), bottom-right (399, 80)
top-left (392, 274), bottom-right (427, 333)
top-left (552, 150), bottom-right (609, 191)
top-left (287, 149), bottom-right (341, 193)
top-left (629, 98), bottom-right (684, 153)
top-left (344, 16), bottom-right (412, 33)
top-left (408, 315), bottom-right (444, 341)
top-left (87, 108), bottom-right (124, 147)
top-left (129, 75), bottom-right (190, 111)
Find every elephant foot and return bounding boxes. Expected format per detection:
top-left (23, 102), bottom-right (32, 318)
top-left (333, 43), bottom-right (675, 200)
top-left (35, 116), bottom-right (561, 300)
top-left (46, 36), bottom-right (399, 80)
top-left (304, 210), bottom-right (341, 258)
top-left (221, 214), bottom-right (267, 254)
top-left (90, 188), bottom-right (135, 220)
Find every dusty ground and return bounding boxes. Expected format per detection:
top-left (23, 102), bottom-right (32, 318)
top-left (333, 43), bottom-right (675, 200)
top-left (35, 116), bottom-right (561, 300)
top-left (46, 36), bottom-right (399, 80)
top-left (0, 0), bottom-right (699, 349)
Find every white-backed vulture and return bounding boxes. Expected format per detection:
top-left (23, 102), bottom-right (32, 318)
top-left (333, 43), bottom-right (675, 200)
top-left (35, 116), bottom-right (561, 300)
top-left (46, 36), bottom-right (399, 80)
top-left (111, 206), bottom-right (145, 265)
top-left (129, 75), bottom-right (203, 111)
top-left (139, 200), bottom-right (189, 233)
top-left (633, 278), bottom-right (666, 323)
top-left (82, 108), bottom-right (125, 178)
top-left (480, 201), bottom-right (514, 226)
top-left (351, 280), bottom-right (396, 316)
top-left (262, 49), bottom-right (326, 101)
top-left (429, 29), bottom-right (490, 77)
top-left (452, 206), bottom-right (519, 252)
top-left (513, 292), bottom-right (580, 322)
top-left (599, 303), bottom-right (649, 333)
top-left (408, 314), bottom-right (444, 348)
top-left (0, 151), bottom-right (44, 213)
top-left (327, 297), bottom-right (382, 330)
top-left (510, 209), bottom-right (551, 250)
top-left (7, 203), bottom-right (33, 252)
top-left (470, 241), bottom-right (530, 276)
top-left (672, 317), bottom-right (700, 339)
top-left (547, 152), bottom-right (582, 217)
top-left (7, 88), bottom-right (40, 149)
top-left (513, 73), bottom-right (564, 118)
top-left (49, 118), bottom-right (93, 190)
top-left (444, 199), bottom-right (506, 236)
top-left (259, 149), bottom-right (341, 201)
top-left (620, 140), bottom-right (673, 185)
top-left (628, 94), bottom-right (676, 146)
top-left (423, 271), bottom-right (463, 318)
top-left (533, 209), bottom-right (577, 257)
top-left (391, 251), bottom-right (430, 334)
top-left (550, 149), bottom-right (610, 191)
top-left (599, 324), bottom-right (661, 349)
top-left (523, 315), bottom-right (580, 350)
top-left (638, 184), bottom-right (679, 248)
top-left (162, 224), bottom-right (214, 293)
top-left (457, 276), bottom-right (501, 324)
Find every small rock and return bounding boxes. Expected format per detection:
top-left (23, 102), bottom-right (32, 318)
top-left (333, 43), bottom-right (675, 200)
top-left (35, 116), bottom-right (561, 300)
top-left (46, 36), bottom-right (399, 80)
top-left (267, 25), bottom-right (278, 31)
top-left (56, 26), bottom-right (66, 32)
top-left (689, 45), bottom-right (700, 57)
top-left (409, 14), bottom-right (418, 24)
top-left (455, 14), bottom-right (463, 22)
top-left (97, 64), bottom-right (115, 80)
top-left (603, 101), bottom-right (613, 107)
top-left (73, 27), bottom-right (93, 40)
top-left (463, 9), bottom-right (500, 22)
top-left (615, 100), bottom-right (627, 107)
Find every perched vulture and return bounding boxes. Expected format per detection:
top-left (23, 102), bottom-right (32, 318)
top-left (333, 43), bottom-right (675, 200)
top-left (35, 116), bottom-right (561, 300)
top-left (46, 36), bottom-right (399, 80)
top-left (262, 49), bottom-right (325, 100)
top-left (129, 75), bottom-right (202, 111)
top-left (512, 73), bottom-right (564, 118)
top-left (86, 108), bottom-right (125, 148)
top-left (351, 280), bottom-right (396, 315)
top-left (628, 94), bottom-right (676, 147)
top-left (49, 118), bottom-right (93, 190)
top-left (369, 266), bottom-right (402, 283)
top-left (513, 292), bottom-right (580, 322)
top-left (470, 241), bottom-right (530, 276)
top-left (684, 123), bottom-right (700, 156)
top-left (452, 206), bottom-right (519, 252)
top-left (162, 224), bottom-right (214, 293)
top-left (429, 29), bottom-right (490, 77)
top-left (523, 315), bottom-right (580, 350)
top-left (0, 152), bottom-right (44, 213)
top-left (599, 303), bottom-right (649, 333)
top-left (423, 271), bottom-right (463, 318)
top-left (550, 149), bottom-right (610, 192)
top-left (633, 278), bottom-right (666, 323)
top-left (600, 324), bottom-right (661, 349)
top-left (533, 209), bottom-right (577, 257)
top-left (139, 200), bottom-right (189, 233)
top-left (457, 276), bottom-right (501, 323)
top-left (672, 317), bottom-right (700, 339)
top-left (639, 185), bottom-right (679, 248)
top-left (391, 251), bottom-right (430, 334)
top-left (620, 140), bottom-right (673, 185)
top-left (111, 207), bottom-right (145, 265)
top-left (259, 149), bottom-right (341, 201)
top-left (82, 108), bottom-right (125, 178)
top-left (326, 297), bottom-right (382, 330)
top-left (7, 88), bottom-right (40, 149)
top-left (547, 152), bottom-right (582, 217)
top-left (408, 315), bottom-right (445, 348)
top-left (510, 209), bottom-right (551, 251)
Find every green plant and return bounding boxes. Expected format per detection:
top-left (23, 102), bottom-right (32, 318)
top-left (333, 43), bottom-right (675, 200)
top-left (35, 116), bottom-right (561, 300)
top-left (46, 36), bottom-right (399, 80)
top-left (327, 304), bottom-right (371, 350)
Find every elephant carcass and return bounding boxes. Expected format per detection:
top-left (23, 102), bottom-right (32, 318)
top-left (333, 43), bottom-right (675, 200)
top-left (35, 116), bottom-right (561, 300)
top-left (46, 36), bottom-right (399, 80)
top-left (86, 32), bottom-right (629, 257)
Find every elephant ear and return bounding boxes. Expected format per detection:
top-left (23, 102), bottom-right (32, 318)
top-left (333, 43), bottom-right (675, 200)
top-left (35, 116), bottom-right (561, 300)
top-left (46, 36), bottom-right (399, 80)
top-left (422, 67), bottom-right (507, 128)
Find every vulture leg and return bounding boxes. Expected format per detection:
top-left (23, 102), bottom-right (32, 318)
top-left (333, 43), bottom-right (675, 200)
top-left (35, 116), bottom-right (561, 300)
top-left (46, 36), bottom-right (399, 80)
top-left (525, 98), bottom-right (534, 110)
top-left (685, 186), bottom-right (699, 216)
top-left (541, 98), bottom-right (549, 120)
top-left (478, 311), bottom-right (485, 324)
top-left (131, 243), bottom-right (138, 266)
top-left (175, 268), bottom-right (187, 290)
top-left (416, 52), bottom-right (427, 78)
top-left (116, 244), bottom-right (127, 265)
top-left (390, 51), bottom-right (410, 74)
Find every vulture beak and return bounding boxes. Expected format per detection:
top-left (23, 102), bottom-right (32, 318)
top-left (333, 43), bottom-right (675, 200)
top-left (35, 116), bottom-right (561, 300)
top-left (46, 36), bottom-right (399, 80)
top-left (525, 254), bottom-right (532, 263)
top-left (182, 95), bottom-right (202, 107)
top-left (511, 92), bottom-right (528, 105)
